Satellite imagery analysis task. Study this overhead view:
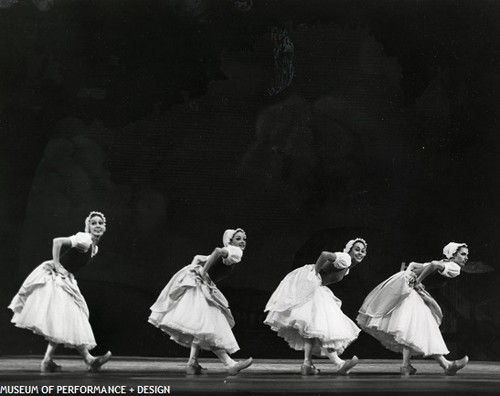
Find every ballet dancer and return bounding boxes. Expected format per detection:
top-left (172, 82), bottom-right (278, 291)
top-left (264, 238), bottom-right (367, 375)
top-left (9, 211), bottom-right (112, 372)
top-left (149, 228), bottom-right (253, 375)
top-left (357, 242), bottom-right (469, 376)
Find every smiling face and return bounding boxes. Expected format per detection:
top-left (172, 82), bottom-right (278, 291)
top-left (349, 241), bottom-right (367, 264)
top-left (451, 246), bottom-right (469, 267)
top-left (230, 231), bottom-right (247, 251)
top-left (88, 215), bottom-right (106, 238)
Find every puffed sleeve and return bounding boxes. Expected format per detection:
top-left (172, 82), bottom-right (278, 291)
top-left (222, 245), bottom-right (243, 266)
top-left (439, 261), bottom-right (461, 278)
top-left (68, 232), bottom-right (92, 252)
top-left (333, 252), bottom-right (352, 269)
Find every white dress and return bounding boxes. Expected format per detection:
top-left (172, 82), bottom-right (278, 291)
top-left (264, 253), bottom-right (361, 357)
top-left (9, 232), bottom-right (97, 349)
top-left (149, 245), bottom-right (243, 354)
top-left (356, 262), bottom-right (461, 356)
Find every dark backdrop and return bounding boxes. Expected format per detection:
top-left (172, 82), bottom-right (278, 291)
top-left (1, 0), bottom-right (499, 361)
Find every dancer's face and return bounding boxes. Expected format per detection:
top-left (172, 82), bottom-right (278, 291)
top-left (349, 241), bottom-right (367, 264)
top-left (230, 231), bottom-right (246, 251)
top-left (89, 215), bottom-right (106, 238)
top-left (452, 247), bottom-right (468, 267)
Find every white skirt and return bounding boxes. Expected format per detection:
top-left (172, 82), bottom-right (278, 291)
top-left (9, 261), bottom-right (96, 349)
top-left (264, 265), bottom-right (360, 356)
top-left (357, 271), bottom-right (449, 356)
top-left (149, 264), bottom-right (239, 354)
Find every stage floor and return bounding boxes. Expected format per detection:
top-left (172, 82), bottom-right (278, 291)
top-left (0, 356), bottom-right (499, 395)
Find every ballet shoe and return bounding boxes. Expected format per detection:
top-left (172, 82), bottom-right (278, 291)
top-left (300, 363), bottom-right (320, 375)
top-left (186, 364), bottom-right (203, 375)
top-left (195, 363), bottom-right (207, 371)
top-left (40, 360), bottom-right (62, 373)
top-left (444, 356), bottom-right (469, 376)
top-left (400, 365), bottom-right (417, 376)
top-left (88, 351), bottom-right (112, 373)
top-left (337, 356), bottom-right (359, 375)
top-left (227, 357), bottom-right (253, 376)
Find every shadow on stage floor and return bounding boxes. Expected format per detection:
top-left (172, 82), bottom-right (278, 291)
top-left (0, 356), bottom-right (499, 395)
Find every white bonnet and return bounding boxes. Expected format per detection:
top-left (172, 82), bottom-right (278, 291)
top-left (223, 228), bottom-right (245, 247)
top-left (442, 242), bottom-right (468, 259)
top-left (343, 238), bottom-right (367, 253)
top-left (84, 211), bottom-right (106, 233)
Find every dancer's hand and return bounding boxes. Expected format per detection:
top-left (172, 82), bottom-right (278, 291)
top-left (407, 262), bottom-right (423, 272)
top-left (193, 265), bottom-right (204, 278)
top-left (193, 265), bottom-right (211, 283)
top-left (53, 261), bottom-right (69, 278)
top-left (404, 270), bottom-right (417, 287)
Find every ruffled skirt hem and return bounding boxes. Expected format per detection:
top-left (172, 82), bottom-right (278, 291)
top-left (11, 322), bottom-right (96, 350)
top-left (9, 261), bottom-right (96, 349)
top-left (357, 313), bottom-right (449, 357)
top-left (264, 265), bottom-right (360, 356)
top-left (266, 318), bottom-right (359, 355)
top-left (149, 264), bottom-right (239, 354)
top-left (356, 281), bottom-right (450, 357)
top-left (148, 318), bottom-right (239, 353)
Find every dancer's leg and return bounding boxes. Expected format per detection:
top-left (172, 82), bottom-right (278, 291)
top-left (76, 345), bottom-right (93, 365)
top-left (301, 339), bottom-right (320, 375)
top-left (188, 342), bottom-right (201, 367)
top-left (402, 347), bottom-right (412, 366)
top-left (41, 342), bottom-right (61, 372)
top-left (212, 349), bottom-right (236, 367)
top-left (186, 342), bottom-right (205, 374)
top-left (325, 348), bottom-right (358, 375)
top-left (432, 354), bottom-right (468, 375)
top-left (43, 342), bottom-right (58, 362)
top-left (400, 347), bottom-right (417, 375)
top-left (432, 354), bottom-right (451, 369)
top-left (303, 339), bottom-right (314, 365)
top-left (77, 346), bottom-right (112, 372)
top-left (324, 348), bottom-right (343, 365)
top-left (212, 349), bottom-right (253, 375)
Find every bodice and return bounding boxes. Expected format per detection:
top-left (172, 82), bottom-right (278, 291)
top-left (207, 257), bottom-right (235, 283)
top-left (319, 261), bottom-right (348, 285)
top-left (59, 247), bottom-right (93, 274)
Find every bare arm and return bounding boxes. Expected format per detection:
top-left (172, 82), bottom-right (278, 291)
top-left (416, 260), bottom-right (446, 284)
top-left (52, 237), bottom-right (72, 262)
top-left (314, 251), bottom-right (337, 274)
top-left (199, 247), bottom-right (228, 277)
top-left (52, 237), bottom-right (72, 274)
top-left (406, 262), bottom-right (427, 276)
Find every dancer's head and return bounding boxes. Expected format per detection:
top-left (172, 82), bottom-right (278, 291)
top-left (85, 211), bottom-right (106, 238)
top-left (343, 238), bottom-right (367, 264)
top-left (223, 228), bottom-right (246, 251)
top-left (443, 242), bottom-right (468, 267)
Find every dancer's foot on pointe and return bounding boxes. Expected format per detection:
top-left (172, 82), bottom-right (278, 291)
top-left (444, 356), bottom-right (469, 376)
top-left (41, 359), bottom-right (62, 373)
top-left (227, 357), bottom-right (253, 376)
top-left (336, 356), bottom-right (359, 375)
top-left (88, 351), bottom-right (112, 373)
